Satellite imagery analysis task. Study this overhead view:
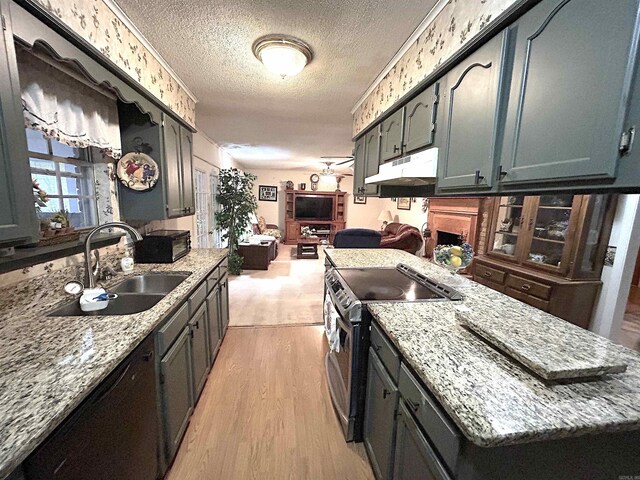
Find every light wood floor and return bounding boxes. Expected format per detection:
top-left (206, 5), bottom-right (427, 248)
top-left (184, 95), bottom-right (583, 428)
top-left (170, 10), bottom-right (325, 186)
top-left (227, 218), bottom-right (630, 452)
top-left (229, 244), bottom-right (326, 327)
top-left (166, 325), bottom-right (373, 480)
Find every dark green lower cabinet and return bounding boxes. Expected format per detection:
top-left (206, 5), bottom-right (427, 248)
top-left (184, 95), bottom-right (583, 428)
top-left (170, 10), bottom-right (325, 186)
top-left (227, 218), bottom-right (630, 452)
top-left (189, 303), bottom-right (210, 401)
top-left (364, 349), bottom-right (399, 480)
top-left (393, 401), bottom-right (451, 480)
top-left (160, 327), bottom-right (193, 462)
top-left (206, 286), bottom-right (222, 365)
top-left (219, 274), bottom-right (230, 337)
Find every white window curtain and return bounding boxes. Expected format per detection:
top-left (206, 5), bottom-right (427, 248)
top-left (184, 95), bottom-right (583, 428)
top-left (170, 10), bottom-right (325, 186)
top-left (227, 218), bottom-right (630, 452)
top-left (16, 46), bottom-right (122, 159)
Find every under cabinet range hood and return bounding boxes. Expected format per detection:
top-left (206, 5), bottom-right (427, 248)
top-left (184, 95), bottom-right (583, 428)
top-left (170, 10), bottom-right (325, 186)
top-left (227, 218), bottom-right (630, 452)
top-left (365, 148), bottom-right (438, 187)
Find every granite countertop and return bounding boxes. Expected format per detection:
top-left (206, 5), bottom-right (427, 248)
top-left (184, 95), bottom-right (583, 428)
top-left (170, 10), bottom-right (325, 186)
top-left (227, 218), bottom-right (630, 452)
top-left (0, 248), bottom-right (227, 479)
top-left (324, 248), bottom-right (640, 447)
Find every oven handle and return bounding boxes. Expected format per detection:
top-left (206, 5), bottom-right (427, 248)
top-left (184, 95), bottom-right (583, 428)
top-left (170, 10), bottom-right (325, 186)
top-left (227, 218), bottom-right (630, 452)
top-left (325, 352), bottom-right (349, 425)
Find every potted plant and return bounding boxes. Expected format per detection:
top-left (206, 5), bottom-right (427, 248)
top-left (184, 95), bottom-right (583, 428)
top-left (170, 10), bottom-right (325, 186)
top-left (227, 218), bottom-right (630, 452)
top-left (215, 168), bottom-right (258, 274)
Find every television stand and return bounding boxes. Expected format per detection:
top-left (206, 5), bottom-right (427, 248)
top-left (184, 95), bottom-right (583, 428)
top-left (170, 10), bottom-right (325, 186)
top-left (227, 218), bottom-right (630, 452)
top-left (284, 191), bottom-right (346, 244)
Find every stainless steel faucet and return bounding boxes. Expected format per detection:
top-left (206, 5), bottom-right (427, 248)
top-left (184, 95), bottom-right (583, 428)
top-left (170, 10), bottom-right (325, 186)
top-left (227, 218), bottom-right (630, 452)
top-left (84, 222), bottom-right (143, 289)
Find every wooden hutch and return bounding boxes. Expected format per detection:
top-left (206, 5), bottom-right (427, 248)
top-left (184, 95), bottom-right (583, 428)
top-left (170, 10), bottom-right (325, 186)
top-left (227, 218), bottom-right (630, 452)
top-left (284, 190), bottom-right (346, 244)
top-left (473, 194), bottom-right (616, 329)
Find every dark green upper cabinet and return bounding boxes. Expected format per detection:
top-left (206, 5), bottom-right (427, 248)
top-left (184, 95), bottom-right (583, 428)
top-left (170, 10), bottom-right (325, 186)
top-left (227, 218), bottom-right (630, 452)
top-left (499, 0), bottom-right (640, 185)
top-left (164, 114), bottom-right (183, 218)
top-left (403, 84), bottom-right (439, 154)
top-left (352, 136), bottom-right (366, 196)
top-left (364, 126), bottom-right (381, 195)
top-left (380, 108), bottom-right (405, 163)
top-left (180, 128), bottom-right (195, 214)
top-left (437, 31), bottom-right (508, 192)
top-left (0, 1), bottom-right (38, 245)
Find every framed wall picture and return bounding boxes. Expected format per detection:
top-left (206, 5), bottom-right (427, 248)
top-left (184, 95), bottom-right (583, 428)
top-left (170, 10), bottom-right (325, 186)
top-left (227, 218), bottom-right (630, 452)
top-left (397, 197), bottom-right (411, 210)
top-left (258, 185), bottom-right (278, 202)
top-left (354, 195), bottom-right (367, 204)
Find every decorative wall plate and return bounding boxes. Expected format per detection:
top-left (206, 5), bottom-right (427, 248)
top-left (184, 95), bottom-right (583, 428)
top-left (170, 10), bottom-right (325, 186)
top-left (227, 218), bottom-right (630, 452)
top-left (116, 152), bottom-right (159, 191)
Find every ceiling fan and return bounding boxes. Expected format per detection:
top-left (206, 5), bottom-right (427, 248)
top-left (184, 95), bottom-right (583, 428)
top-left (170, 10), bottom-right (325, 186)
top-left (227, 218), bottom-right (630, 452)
top-left (320, 156), bottom-right (355, 176)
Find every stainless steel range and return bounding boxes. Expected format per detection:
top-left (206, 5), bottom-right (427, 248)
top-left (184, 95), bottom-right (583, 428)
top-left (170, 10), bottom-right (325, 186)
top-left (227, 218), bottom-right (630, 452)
top-left (323, 263), bottom-right (462, 442)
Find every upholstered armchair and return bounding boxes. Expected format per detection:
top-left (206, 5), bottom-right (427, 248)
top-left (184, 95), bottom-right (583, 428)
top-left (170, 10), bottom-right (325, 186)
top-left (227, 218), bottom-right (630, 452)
top-left (252, 216), bottom-right (282, 240)
top-left (380, 223), bottom-right (423, 254)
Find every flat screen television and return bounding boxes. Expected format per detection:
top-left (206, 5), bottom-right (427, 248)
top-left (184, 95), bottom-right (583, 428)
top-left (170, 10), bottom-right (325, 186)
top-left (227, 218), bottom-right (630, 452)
top-left (295, 196), bottom-right (334, 220)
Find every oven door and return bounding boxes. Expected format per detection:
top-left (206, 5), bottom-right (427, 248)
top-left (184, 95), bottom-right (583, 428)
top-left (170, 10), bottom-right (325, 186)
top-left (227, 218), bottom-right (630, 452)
top-left (325, 307), bottom-right (357, 441)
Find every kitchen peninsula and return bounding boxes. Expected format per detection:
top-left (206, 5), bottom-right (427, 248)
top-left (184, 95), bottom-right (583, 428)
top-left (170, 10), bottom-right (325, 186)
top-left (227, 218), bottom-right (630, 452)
top-left (0, 249), bottom-right (228, 479)
top-left (324, 248), bottom-right (640, 479)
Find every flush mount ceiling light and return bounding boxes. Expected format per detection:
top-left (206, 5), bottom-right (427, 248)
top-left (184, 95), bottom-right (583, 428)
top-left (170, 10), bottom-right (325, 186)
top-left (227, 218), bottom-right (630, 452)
top-left (252, 35), bottom-right (313, 78)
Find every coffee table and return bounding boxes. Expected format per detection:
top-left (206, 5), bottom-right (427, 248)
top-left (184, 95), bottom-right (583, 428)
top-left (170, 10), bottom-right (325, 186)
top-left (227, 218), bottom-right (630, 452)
top-left (297, 237), bottom-right (320, 259)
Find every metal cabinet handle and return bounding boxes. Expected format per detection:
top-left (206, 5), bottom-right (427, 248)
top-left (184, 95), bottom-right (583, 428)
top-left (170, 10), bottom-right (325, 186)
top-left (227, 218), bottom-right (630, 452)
top-left (406, 399), bottom-right (420, 412)
top-left (195, 320), bottom-right (200, 329)
top-left (383, 388), bottom-right (391, 399)
top-left (483, 271), bottom-right (492, 278)
top-left (372, 343), bottom-right (382, 352)
top-left (143, 351), bottom-right (154, 362)
top-left (393, 145), bottom-right (400, 153)
top-left (189, 328), bottom-right (194, 339)
top-left (521, 284), bottom-right (531, 292)
top-left (497, 164), bottom-right (507, 181)
top-left (474, 170), bottom-right (485, 185)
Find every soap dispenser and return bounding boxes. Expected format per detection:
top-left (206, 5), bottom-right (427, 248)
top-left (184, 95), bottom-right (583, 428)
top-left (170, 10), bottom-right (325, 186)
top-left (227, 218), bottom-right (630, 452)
top-left (121, 249), bottom-right (134, 273)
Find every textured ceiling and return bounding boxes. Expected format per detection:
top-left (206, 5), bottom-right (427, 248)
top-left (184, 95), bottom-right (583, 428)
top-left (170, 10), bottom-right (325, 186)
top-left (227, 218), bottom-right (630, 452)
top-left (115, 0), bottom-right (437, 171)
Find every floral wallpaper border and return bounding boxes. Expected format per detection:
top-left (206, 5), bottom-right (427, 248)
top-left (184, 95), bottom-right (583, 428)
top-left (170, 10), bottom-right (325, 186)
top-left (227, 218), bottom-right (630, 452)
top-left (30, 0), bottom-right (197, 128)
top-left (353, 0), bottom-right (518, 137)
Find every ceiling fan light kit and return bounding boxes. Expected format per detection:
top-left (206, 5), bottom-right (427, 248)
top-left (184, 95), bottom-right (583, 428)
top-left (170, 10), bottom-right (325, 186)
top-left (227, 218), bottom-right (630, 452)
top-left (252, 35), bottom-right (313, 78)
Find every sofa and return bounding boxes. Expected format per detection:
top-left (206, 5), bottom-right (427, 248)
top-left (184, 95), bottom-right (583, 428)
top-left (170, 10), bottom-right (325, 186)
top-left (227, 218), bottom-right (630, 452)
top-left (333, 229), bottom-right (382, 248)
top-left (380, 223), bottom-right (423, 254)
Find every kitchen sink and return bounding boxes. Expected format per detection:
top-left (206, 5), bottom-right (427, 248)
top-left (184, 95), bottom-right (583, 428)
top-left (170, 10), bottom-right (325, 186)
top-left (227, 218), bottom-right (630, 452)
top-left (47, 273), bottom-right (190, 317)
top-left (48, 293), bottom-right (166, 317)
top-left (110, 273), bottom-right (190, 294)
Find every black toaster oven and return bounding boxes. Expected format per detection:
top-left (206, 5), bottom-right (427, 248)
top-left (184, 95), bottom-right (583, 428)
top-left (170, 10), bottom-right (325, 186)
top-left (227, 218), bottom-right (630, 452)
top-left (134, 230), bottom-right (191, 263)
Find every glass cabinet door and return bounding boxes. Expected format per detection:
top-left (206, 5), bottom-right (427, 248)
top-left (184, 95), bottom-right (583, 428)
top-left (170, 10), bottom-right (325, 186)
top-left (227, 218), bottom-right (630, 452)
top-left (574, 194), bottom-right (615, 278)
top-left (522, 194), bottom-right (577, 273)
top-left (489, 195), bottom-right (525, 260)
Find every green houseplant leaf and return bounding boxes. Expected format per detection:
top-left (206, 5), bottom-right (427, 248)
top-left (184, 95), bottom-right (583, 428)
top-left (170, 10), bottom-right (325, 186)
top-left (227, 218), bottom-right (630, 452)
top-left (214, 168), bottom-right (258, 274)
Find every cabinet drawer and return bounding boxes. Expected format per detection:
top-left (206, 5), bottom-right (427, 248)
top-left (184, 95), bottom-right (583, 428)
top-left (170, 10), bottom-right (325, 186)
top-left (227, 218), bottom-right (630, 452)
top-left (474, 263), bottom-right (506, 284)
top-left (189, 281), bottom-right (207, 315)
top-left (371, 322), bottom-right (400, 383)
top-left (506, 274), bottom-right (551, 300)
top-left (206, 267), bottom-right (220, 292)
top-left (219, 258), bottom-right (228, 275)
top-left (473, 275), bottom-right (505, 293)
top-left (157, 302), bottom-right (190, 356)
top-left (399, 363), bottom-right (460, 475)
top-left (505, 287), bottom-right (550, 312)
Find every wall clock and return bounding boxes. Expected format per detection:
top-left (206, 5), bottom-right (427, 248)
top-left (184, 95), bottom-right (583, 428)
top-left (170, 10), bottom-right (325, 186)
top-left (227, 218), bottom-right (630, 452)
top-left (310, 173), bottom-right (320, 183)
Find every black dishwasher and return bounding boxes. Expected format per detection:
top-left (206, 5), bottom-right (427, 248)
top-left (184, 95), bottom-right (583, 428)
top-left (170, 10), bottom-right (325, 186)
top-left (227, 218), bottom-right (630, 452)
top-left (25, 335), bottom-right (159, 480)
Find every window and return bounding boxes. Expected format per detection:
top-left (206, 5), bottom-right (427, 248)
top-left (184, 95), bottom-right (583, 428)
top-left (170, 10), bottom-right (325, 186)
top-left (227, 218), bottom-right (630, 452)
top-left (195, 169), bottom-right (210, 248)
top-left (27, 128), bottom-right (98, 228)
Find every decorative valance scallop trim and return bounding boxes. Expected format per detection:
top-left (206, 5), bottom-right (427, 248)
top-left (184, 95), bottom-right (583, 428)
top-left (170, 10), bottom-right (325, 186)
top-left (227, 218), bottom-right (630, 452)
top-left (26, 0), bottom-right (197, 128)
top-left (352, 0), bottom-right (520, 137)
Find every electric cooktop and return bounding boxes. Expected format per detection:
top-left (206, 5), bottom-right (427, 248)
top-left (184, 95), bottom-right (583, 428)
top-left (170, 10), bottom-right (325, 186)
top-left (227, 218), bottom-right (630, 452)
top-left (336, 264), bottom-right (463, 302)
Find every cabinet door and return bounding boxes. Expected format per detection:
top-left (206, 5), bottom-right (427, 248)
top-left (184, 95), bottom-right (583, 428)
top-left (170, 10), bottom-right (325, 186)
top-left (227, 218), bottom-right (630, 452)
top-left (189, 304), bottom-right (210, 401)
top-left (160, 327), bottom-right (193, 462)
top-left (438, 31), bottom-right (507, 192)
top-left (352, 137), bottom-right (367, 196)
top-left (0, 3), bottom-right (38, 244)
top-left (206, 286), bottom-right (222, 365)
top-left (163, 114), bottom-right (183, 218)
top-left (219, 274), bottom-right (230, 338)
top-left (499, 0), bottom-right (640, 184)
top-left (393, 402), bottom-right (452, 480)
top-left (380, 108), bottom-right (405, 162)
top-left (364, 350), bottom-right (399, 480)
top-left (363, 126), bottom-right (381, 196)
top-left (403, 84), bottom-right (438, 154)
top-left (180, 127), bottom-right (195, 214)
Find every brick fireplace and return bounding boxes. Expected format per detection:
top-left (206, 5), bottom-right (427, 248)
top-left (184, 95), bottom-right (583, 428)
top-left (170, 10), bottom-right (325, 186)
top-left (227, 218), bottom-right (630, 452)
top-left (424, 198), bottom-right (490, 258)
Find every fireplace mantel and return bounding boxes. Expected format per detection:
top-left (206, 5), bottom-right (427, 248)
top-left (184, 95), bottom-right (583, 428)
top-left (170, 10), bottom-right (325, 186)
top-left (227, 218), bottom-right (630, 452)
top-left (425, 198), bottom-right (483, 258)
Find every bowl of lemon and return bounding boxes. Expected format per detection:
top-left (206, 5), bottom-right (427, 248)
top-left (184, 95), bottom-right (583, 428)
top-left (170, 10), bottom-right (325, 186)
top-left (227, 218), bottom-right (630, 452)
top-left (433, 243), bottom-right (474, 275)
